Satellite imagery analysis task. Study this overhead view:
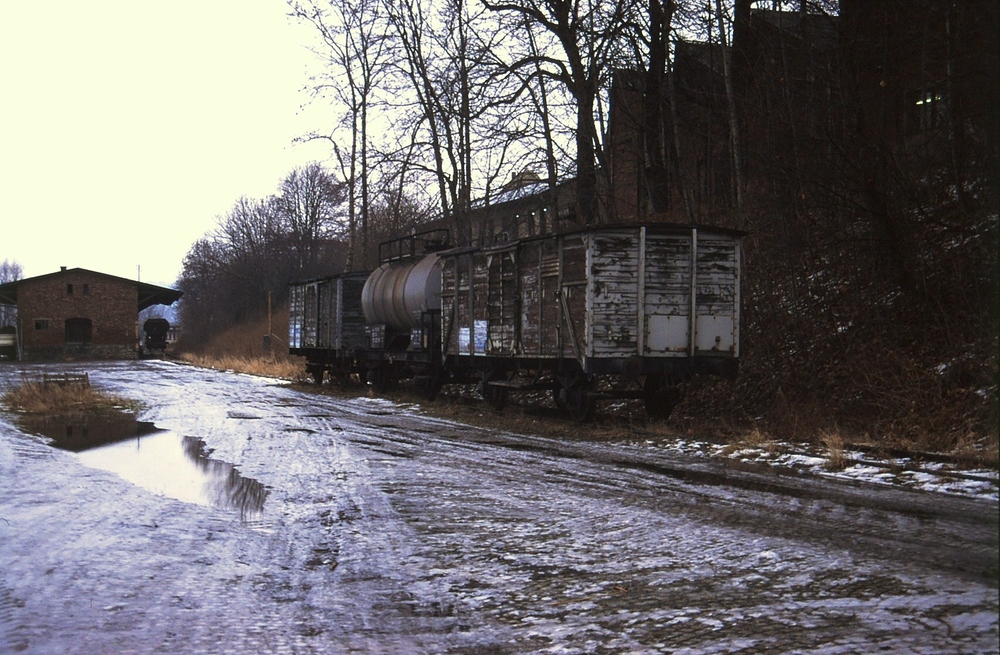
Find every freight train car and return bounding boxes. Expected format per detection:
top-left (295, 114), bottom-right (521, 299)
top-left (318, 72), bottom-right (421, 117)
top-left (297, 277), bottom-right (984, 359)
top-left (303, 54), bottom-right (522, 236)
top-left (290, 224), bottom-right (742, 421)
top-left (439, 224), bottom-right (742, 420)
top-left (288, 271), bottom-right (370, 384)
top-left (358, 229), bottom-right (450, 394)
top-left (289, 230), bottom-right (451, 393)
top-left (142, 318), bottom-right (171, 354)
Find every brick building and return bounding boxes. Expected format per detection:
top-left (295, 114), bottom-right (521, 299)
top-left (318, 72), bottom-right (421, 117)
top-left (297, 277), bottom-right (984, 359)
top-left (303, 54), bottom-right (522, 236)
top-left (0, 267), bottom-right (182, 361)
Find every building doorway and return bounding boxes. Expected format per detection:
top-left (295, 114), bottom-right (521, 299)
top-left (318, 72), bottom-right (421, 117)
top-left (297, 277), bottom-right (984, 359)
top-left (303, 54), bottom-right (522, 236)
top-left (65, 317), bottom-right (93, 344)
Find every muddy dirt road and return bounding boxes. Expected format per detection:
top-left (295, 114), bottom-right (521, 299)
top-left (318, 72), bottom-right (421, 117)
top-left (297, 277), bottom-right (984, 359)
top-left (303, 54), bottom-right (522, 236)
top-left (1, 361), bottom-right (997, 654)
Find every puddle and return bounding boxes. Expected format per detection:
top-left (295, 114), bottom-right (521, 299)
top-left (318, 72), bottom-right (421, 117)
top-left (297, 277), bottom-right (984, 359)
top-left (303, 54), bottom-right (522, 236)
top-left (21, 413), bottom-right (267, 518)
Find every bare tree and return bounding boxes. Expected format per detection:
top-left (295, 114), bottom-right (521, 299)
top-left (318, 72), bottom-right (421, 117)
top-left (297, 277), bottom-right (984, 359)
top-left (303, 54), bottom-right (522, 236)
top-left (274, 163), bottom-right (346, 276)
top-left (0, 259), bottom-right (23, 328)
top-left (483, 0), bottom-right (641, 225)
top-left (292, 0), bottom-right (393, 270)
top-left (383, 0), bottom-right (526, 244)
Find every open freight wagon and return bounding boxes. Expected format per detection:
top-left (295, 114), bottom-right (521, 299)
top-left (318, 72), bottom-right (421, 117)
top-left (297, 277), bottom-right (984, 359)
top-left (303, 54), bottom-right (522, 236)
top-left (439, 224), bottom-right (742, 420)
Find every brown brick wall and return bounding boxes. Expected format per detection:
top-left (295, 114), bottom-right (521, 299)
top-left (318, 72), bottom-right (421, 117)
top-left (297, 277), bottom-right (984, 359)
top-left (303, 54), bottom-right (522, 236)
top-left (19, 271), bottom-right (138, 360)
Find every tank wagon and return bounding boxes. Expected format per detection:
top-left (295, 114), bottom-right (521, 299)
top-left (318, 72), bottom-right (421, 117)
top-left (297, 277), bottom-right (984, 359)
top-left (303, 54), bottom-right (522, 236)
top-left (142, 318), bottom-right (170, 354)
top-left (0, 325), bottom-right (17, 360)
top-left (290, 224), bottom-right (742, 421)
top-left (289, 230), bottom-right (450, 393)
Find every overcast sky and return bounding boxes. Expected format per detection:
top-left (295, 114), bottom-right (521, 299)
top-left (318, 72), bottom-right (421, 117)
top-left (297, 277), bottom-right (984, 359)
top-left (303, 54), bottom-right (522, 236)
top-left (0, 0), bottom-right (331, 287)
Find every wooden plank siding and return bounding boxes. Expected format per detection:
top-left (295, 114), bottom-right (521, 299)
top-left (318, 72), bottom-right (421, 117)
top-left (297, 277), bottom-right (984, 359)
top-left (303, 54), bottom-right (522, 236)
top-left (288, 273), bottom-right (370, 354)
top-left (486, 249), bottom-right (518, 355)
top-left (693, 233), bottom-right (740, 354)
top-left (338, 276), bottom-right (369, 352)
top-left (560, 235), bottom-right (588, 362)
top-left (439, 225), bottom-right (741, 366)
top-left (518, 242), bottom-right (542, 356)
top-left (643, 232), bottom-right (694, 354)
top-left (589, 230), bottom-right (641, 357)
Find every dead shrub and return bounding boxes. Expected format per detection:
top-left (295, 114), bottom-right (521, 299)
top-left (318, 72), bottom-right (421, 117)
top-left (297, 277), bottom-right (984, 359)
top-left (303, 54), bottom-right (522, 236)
top-left (821, 431), bottom-right (849, 471)
top-left (1, 381), bottom-right (141, 415)
top-left (719, 426), bottom-right (780, 456)
top-left (178, 352), bottom-right (308, 382)
top-left (176, 307), bottom-right (308, 381)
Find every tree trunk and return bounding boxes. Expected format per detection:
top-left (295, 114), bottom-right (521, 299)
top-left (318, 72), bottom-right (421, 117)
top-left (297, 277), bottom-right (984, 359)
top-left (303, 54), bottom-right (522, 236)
top-left (715, 0), bottom-right (746, 227)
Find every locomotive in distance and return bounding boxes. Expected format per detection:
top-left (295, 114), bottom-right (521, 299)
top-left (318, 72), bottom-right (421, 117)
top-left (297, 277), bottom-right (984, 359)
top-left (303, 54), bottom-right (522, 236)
top-left (289, 223), bottom-right (742, 422)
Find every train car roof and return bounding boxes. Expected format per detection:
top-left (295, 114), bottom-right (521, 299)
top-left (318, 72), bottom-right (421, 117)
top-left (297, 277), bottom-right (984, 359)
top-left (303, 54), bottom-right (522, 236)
top-left (438, 222), bottom-right (747, 257)
top-left (288, 270), bottom-right (372, 286)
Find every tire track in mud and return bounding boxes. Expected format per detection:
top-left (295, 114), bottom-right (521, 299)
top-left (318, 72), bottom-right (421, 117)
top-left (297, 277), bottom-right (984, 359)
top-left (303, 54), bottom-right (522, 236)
top-left (4, 362), bottom-right (994, 653)
top-left (266, 391), bottom-right (997, 650)
top-left (300, 398), bottom-right (998, 585)
top-left (0, 583), bottom-right (29, 653)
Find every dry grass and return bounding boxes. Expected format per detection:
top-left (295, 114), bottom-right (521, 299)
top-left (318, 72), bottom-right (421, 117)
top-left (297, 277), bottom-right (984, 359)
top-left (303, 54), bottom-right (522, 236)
top-left (178, 352), bottom-right (308, 381)
top-left (1, 380), bottom-right (142, 415)
top-left (175, 305), bottom-right (310, 381)
top-left (719, 426), bottom-right (779, 456)
top-left (821, 431), bottom-right (849, 471)
top-left (949, 430), bottom-right (1000, 469)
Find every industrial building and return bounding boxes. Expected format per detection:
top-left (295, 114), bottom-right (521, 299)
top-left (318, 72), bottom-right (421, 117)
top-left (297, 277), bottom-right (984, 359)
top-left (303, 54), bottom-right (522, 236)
top-left (0, 267), bottom-right (181, 361)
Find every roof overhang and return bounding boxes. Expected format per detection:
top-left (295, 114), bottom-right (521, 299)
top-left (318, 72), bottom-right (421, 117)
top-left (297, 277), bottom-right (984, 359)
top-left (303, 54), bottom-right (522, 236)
top-left (0, 268), bottom-right (182, 311)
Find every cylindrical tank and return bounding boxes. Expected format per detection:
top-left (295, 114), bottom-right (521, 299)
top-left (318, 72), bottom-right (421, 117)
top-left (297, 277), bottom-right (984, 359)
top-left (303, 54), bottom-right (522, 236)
top-left (361, 253), bottom-right (442, 330)
top-left (0, 325), bottom-right (17, 360)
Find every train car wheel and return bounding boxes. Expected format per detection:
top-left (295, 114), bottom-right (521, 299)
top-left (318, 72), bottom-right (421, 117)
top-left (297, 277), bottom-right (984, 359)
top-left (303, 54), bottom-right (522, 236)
top-left (564, 377), bottom-right (595, 423)
top-left (480, 370), bottom-right (510, 412)
top-left (368, 365), bottom-right (391, 395)
top-left (421, 373), bottom-right (443, 401)
top-left (551, 386), bottom-right (567, 411)
top-left (307, 365), bottom-right (325, 386)
top-left (643, 375), bottom-right (681, 420)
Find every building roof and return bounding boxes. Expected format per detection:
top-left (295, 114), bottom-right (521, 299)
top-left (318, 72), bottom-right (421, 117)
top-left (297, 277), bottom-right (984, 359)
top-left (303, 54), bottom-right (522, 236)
top-left (0, 267), bottom-right (182, 311)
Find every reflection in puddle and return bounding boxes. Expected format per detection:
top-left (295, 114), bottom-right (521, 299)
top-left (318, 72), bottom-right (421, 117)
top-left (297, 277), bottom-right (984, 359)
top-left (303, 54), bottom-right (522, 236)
top-left (21, 413), bottom-right (267, 519)
top-left (21, 412), bottom-right (164, 452)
